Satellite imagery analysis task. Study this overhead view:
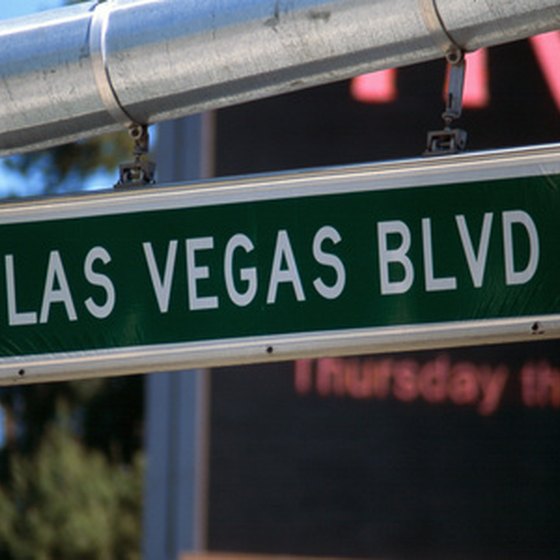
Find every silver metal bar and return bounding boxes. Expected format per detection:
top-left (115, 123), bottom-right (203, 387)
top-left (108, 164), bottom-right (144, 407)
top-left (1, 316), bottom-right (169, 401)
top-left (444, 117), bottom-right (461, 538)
top-left (143, 116), bottom-right (211, 560)
top-left (5, 316), bottom-right (560, 386)
top-left (1, 0), bottom-right (559, 156)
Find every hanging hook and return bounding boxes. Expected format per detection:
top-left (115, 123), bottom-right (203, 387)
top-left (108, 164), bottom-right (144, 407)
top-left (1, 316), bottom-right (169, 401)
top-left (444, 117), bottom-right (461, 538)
top-left (424, 48), bottom-right (468, 156)
top-left (115, 124), bottom-right (156, 188)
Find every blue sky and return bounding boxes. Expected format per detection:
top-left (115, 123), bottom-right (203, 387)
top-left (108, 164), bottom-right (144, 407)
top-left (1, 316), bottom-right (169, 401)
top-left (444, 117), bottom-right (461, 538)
top-left (0, 0), bottom-right (63, 20)
top-left (0, 0), bottom-right (113, 197)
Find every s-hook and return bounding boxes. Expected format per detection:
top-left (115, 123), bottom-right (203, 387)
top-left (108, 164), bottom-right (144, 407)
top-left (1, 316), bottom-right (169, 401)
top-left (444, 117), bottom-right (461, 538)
top-left (424, 48), bottom-right (468, 156)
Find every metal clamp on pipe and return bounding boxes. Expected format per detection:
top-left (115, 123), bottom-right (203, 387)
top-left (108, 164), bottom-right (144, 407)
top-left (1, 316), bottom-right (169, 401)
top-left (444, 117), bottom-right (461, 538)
top-left (90, 0), bottom-right (135, 127)
top-left (90, 0), bottom-right (155, 186)
top-left (418, 0), bottom-right (463, 61)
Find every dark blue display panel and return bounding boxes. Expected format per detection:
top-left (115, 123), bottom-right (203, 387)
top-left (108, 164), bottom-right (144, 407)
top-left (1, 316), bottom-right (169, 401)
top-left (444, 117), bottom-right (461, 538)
top-left (209, 342), bottom-right (560, 559)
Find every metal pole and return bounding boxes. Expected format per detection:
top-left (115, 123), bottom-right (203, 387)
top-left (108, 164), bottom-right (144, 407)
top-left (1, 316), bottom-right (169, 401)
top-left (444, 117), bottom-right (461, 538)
top-left (142, 115), bottom-right (213, 560)
top-left (0, 0), bottom-right (559, 156)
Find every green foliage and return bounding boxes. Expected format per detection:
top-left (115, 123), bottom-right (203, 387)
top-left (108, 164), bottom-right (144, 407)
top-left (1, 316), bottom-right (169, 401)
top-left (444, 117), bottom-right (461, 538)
top-left (3, 133), bottom-right (132, 194)
top-left (0, 424), bottom-right (143, 560)
top-left (0, 377), bottom-right (144, 558)
top-left (0, 376), bottom-right (144, 462)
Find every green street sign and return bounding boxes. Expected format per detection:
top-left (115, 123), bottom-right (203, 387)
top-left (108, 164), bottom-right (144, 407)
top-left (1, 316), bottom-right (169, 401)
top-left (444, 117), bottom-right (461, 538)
top-left (2, 145), bottom-right (560, 383)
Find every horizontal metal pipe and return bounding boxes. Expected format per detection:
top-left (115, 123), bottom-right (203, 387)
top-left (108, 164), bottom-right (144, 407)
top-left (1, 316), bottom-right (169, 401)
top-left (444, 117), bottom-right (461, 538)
top-left (1, 0), bottom-right (559, 156)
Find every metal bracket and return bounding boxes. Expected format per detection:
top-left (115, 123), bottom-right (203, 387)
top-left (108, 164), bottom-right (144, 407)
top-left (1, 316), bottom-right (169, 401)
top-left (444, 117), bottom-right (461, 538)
top-left (424, 49), bottom-right (468, 156)
top-left (116, 124), bottom-right (156, 188)
top-left (425, 127), bottom-right (467, 155)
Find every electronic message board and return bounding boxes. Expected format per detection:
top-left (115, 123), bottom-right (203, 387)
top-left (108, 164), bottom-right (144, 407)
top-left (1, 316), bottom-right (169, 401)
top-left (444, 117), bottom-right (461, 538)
top-left (208, 342), bottom-right (560, 559)
top-left (206, 38), bottom-right (560, 560)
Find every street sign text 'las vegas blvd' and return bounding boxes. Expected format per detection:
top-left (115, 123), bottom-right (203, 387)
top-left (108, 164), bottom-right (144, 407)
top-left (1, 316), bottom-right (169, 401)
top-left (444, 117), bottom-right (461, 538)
top-left (1, 144), bottom-right (560, 383)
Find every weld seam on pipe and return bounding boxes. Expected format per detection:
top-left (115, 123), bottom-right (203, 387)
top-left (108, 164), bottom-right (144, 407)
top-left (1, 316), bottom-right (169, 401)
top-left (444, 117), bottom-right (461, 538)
top-left (89, 0), bottom-right (136, 127)
top-left (419, 0), bottom-right (464, 57)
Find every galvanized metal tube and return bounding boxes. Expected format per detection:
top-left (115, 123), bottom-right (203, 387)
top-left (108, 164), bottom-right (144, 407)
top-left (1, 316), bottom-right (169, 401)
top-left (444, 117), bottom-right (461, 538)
top-left (1, 0), bottom-right (559, 156)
